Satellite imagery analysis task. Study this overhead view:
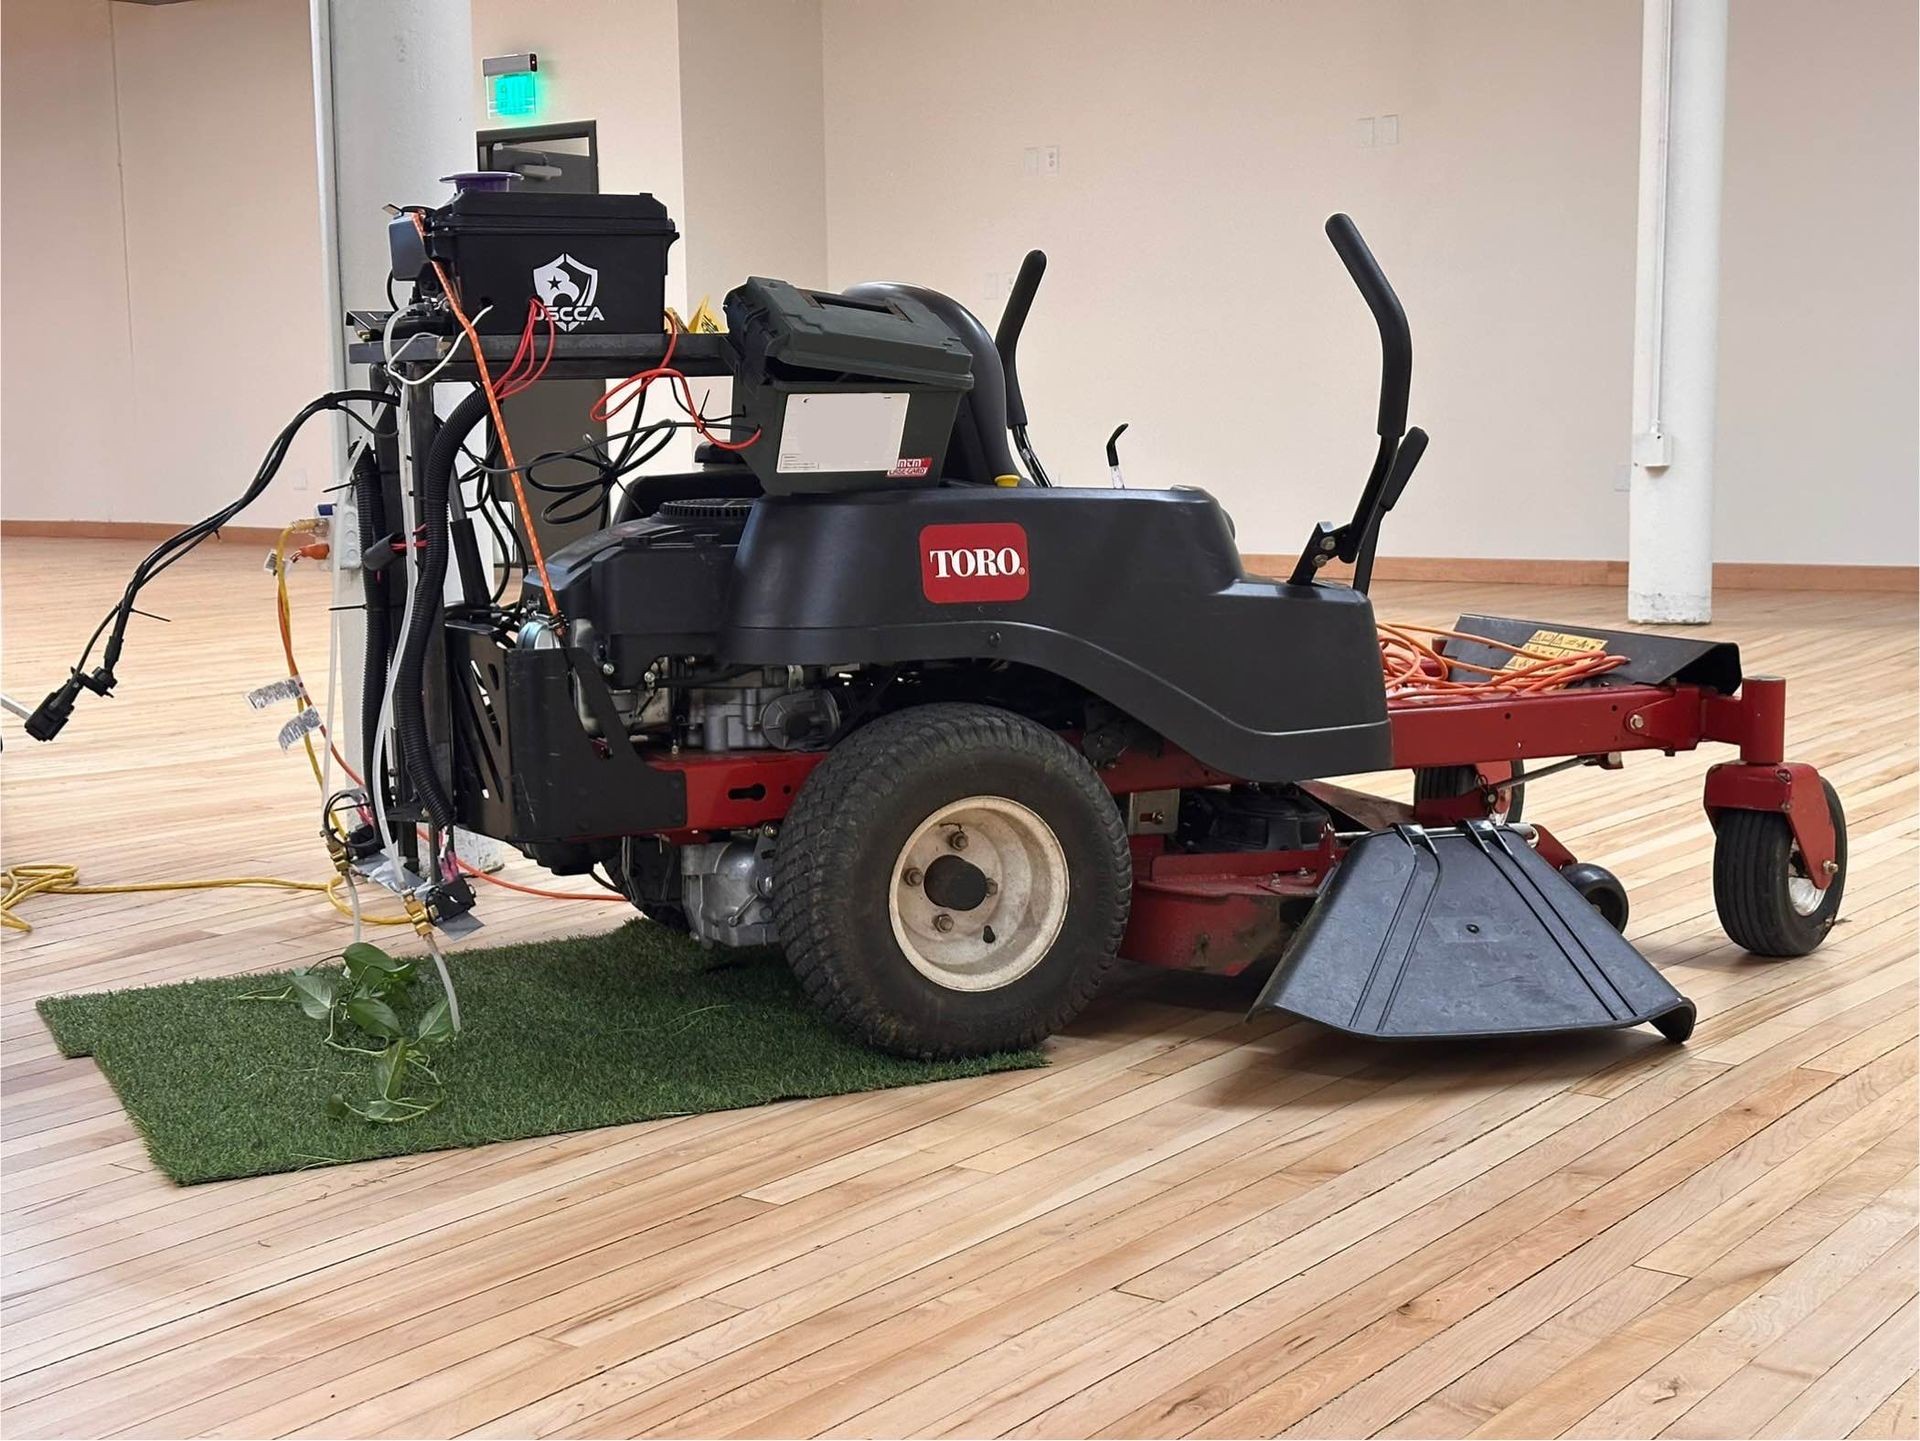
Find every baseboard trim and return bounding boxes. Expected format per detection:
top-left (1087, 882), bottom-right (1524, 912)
top-left (3, 524), bottom-right (1911, 595)
top-left (1, 520), bottom-right (285, 545)
top-left (1240, 554), bottom-right (1918, 593)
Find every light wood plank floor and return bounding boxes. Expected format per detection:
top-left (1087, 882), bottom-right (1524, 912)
top-left (2, 536), bottom-right (1914, 1439)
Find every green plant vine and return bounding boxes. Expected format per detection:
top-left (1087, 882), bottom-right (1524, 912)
top-left (237, 941), bottom-right (456, 1123)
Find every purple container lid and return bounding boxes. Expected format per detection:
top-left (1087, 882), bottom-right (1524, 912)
top-left (441, 171), bottom-right (521, 194)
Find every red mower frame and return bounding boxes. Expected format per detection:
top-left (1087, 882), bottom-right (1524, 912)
top-left (645, 671), bottom-right (1835, 978)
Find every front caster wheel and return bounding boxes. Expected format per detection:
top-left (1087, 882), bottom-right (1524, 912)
top-left (1561, 861), bottom-right (1630, 933)
top-left (1713, 778), bottom-right (1847, 957)
top-left (772, 703), bottom-right (1131, 1059)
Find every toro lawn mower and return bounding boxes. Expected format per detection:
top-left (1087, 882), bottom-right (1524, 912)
top-left (30, 192), bottom-right (1846, 1061)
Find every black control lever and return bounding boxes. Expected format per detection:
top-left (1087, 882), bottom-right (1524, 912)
top-left (1323, 213), bottom-right (1411, 441)
top-left (1351, 427), bottom-right (1428, 592)
top-left (1105, 423), bottom-right (1129, 488)
top-left (994, 250), bottom-right (1053, 486)
top-left (1288, 215), bottom-right (1419, 591)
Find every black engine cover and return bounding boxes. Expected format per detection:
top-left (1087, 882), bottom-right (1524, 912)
top-left (723, 488), bottom-right (1389, 780)
top-left (540, 485), bottom-right (1392, 782)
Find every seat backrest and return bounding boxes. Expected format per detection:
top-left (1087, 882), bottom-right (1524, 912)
top-left (841, 281), bottom-right (1020, 485)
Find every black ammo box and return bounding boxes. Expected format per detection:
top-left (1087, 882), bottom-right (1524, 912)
top-left (418, 192), bottom-right (678, 335)
top-left (724, 278), bottom-right (974, 494)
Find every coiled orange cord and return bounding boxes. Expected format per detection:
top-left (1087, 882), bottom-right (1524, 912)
top-left (1379, 622), bottom-right (1627, 702)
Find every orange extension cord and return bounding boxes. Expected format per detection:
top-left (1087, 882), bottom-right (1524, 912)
top-left (1378, 622), bottom-right (1626, 701)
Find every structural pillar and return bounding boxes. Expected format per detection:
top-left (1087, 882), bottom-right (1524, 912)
top-left (308, 0), bottom-right (495, 853)
top-left (309, 0), bottom-right (474, 760)
top-left (1628, 0), bottom-right (1728, 624)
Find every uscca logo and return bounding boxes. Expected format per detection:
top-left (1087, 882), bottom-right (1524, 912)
top-left (532, 253), bottom-right (605, 332)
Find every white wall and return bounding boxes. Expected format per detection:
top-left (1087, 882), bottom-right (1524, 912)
top-left (113, 0), bottom-right (336, 523)
top-left (6, 0), bottom-right (1912, 567)
top-left (676, 0), bottom-right (829, 308)
top-left (821, 0), bottom-right (1918, 566)
top-left (1716, 0), bottom-right (1917, 565)
top-left (2, 0), bottom-right (334, 527)
top-left (1, 0), bottom-right (137, 522)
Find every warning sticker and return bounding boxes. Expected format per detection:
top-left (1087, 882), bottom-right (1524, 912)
top-left (1502, 629), bottom-right (1608, 670)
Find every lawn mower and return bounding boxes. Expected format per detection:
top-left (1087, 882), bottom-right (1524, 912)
top-left (29, 191), bottom-right (1847, 1062)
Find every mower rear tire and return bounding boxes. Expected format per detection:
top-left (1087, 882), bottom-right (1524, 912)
top-left (772, 702), bottom-right (1131, 1059)
top-left (1413, 762), bottom-right (1525, 824)
top-left (1713, 779), bottom-right (1847, 957)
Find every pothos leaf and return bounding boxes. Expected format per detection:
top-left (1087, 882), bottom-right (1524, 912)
top-left (374, 1039), bottom-right (409, 1100)
top-left (351, 977), bottom-right (397, 1004)
top-left (341, 941), bottom-right (397, 973)
top-left (290, 970), bottom-right (336, 1021)
top-left (414, 998), bottom-right (454, 1048)
top-left (344, 996), bottom-right (403, 1039)
top-left (343, 942), bottom-right (415, 982)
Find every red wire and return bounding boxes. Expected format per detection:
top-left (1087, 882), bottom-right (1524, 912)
top-left (495, 300), bottom-right (537, 394)
top-left (452, 858), bottom-right (626, 903)
top-left (497, 299), bottom-right (556, 401)
top-left (592, 322), bottom-right (682, 422)
top-left (591, 317), bottom-right (762, 451)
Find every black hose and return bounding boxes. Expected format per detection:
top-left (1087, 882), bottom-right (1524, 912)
top-left (353, 441), bottom-right (390, 791)
top-left (392, 388), bottom-right (490, 830)
top-left (27, 389), bottom-right (396, 741)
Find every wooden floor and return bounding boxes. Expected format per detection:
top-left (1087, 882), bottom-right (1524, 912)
top-left (2, 536), bottom-right (1915, 1440)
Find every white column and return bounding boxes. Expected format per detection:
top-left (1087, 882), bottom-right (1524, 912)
top-left (1628, 0), bottom-right (1728, 624)
top-left (313, 0), bottom-right (475, 396)
top-left (310, 0), bottom-right (474, 776)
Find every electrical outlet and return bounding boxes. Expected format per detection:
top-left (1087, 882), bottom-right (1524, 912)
top-left (1040, 144), bottom-right (1061, 176)
top-left (332, 495), bottom-right (363, 569)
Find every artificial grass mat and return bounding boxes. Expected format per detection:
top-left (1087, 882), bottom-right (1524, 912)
top-left (37, 920), bottom-right (1046, 1185)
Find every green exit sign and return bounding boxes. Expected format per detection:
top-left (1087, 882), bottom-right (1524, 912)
top-left (483, 53), bottom-right (541, 118)
top-left (489, 69), bottom-right (540, 119)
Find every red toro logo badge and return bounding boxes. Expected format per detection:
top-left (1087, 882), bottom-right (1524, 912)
top-left (920, 523), bottom-right (1030, 604)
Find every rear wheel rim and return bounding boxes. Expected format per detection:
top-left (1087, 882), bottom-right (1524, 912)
top-left (888, 796), bottom-right (1069, 992)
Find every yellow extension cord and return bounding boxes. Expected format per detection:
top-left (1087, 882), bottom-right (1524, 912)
top-left (0, 863), bottom-right (409, 936)
top-left (4, 524), bottom-right (414, 939)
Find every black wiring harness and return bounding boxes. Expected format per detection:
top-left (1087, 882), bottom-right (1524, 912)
top-left (25, 390), bottom-right (396, 742)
